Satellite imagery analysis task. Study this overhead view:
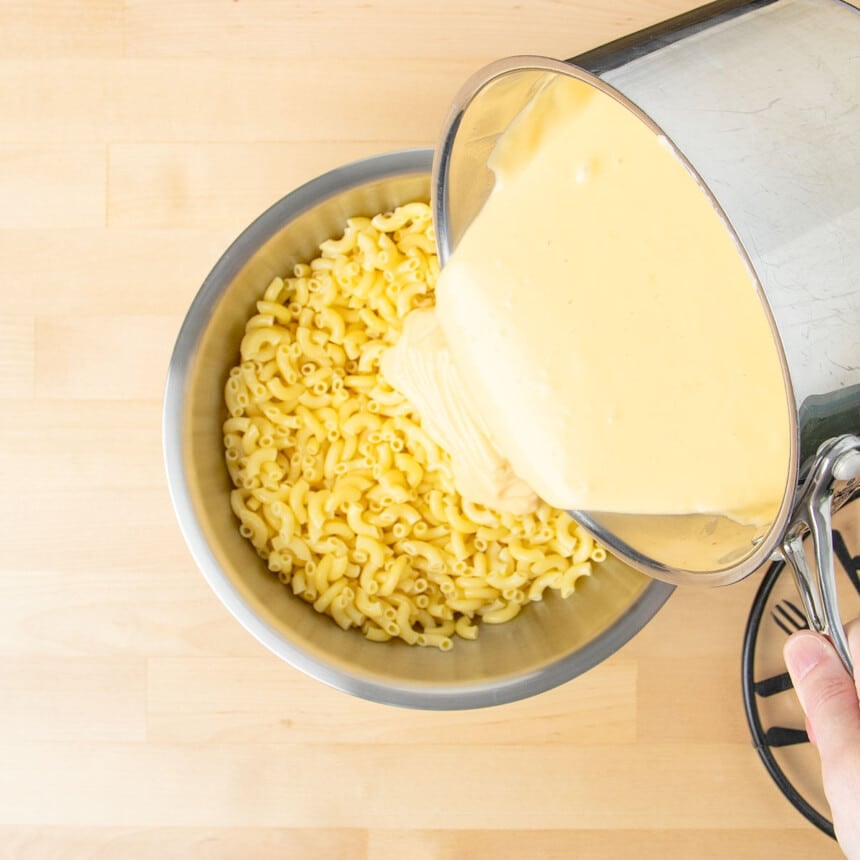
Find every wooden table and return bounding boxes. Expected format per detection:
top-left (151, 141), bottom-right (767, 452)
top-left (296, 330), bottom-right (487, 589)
top-left (0, 1), bottom-right (846, 857)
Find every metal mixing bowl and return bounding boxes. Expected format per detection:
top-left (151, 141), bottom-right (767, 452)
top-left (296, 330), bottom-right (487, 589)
top-left (163, 147), bottom-right (674, 709)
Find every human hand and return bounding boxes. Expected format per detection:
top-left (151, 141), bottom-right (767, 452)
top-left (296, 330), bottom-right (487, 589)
top-left (784, 621), bottom-right (860, 859)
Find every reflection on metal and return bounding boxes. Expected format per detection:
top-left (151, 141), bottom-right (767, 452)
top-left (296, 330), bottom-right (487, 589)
top-left (780, 435), bottom-right (860, 673)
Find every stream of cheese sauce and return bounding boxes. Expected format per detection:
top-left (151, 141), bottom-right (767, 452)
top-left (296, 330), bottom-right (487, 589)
top-left (382, 75), bottom-right (791, 525)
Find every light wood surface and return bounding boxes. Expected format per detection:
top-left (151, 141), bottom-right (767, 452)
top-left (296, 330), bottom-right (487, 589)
top-left (0, 2), bottom-right (845, 858)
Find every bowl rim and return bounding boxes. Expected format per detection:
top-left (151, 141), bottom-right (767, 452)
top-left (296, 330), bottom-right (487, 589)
top-left (162, 146), bottom-right (674, 710)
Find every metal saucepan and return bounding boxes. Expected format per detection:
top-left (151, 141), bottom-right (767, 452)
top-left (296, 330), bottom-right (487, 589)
top-left (433, 0), bottom-right (859, 671)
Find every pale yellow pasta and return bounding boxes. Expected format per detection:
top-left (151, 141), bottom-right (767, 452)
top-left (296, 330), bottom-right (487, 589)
top-left (572, 524), bottom-right (595, 564)
top-left (356, 534), bottom-right (386, 569)
top-left (224, 201), bottom-right (606, 648)
top-left (527, 571), bottom-right (563, 602)
top-left (454, 615), bottom-right (479, 640)
top-left (480, 600), bottom-right (522, 625)
top-left (362, 623), bottom-right (391, 643)
top-left (245, 447), bottom-right (276, 478)
top-left (287, 479), bottom-right (309, 525)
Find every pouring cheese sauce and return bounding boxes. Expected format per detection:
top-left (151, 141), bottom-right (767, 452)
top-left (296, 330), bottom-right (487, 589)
top-left (382, 75), bottom-right (791, 525)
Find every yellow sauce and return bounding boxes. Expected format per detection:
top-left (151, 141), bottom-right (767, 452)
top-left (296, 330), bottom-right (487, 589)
top-left (383, 75), bottom-right (790, 524)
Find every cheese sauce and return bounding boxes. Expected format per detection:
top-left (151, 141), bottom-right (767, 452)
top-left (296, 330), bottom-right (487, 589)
top-left (383, 75), bottom-right (791, 524)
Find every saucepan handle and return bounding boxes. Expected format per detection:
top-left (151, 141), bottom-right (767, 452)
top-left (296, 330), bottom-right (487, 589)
top-left (780, 434), bottom-right (860, 675)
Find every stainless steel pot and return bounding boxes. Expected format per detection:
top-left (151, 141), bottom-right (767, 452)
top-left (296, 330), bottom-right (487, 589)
top-left (163, 148), bottom-right (673, 709)
top-left (433, 0), bottom-right (859, 670)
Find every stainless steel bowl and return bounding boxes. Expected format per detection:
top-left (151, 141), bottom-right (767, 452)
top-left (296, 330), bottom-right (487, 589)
top-left (163, 147), bottom-right (674, 709)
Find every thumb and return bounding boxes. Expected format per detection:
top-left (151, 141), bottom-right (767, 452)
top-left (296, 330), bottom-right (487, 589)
top-left (784, 629), bottom-right (860, 770)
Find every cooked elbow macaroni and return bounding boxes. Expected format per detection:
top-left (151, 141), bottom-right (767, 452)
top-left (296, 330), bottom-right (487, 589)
top-left (223, 200), bottom-right (604, 649)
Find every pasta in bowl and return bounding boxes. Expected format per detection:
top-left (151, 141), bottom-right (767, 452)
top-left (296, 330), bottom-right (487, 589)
top-left (164, 148), bottom-right (672, 707)
top-left (226, 199), bottom-right (608, 650)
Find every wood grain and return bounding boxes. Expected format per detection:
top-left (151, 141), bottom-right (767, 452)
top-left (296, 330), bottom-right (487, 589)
top-left (0, 144), bottom-right (105, 228)
top-left (0, 828), bottom-right (366, 860)
top-left (0, 828), bottom-right (841, 860)
top-left (35, 315), bottom-right (181, 400)
top-left (0, 658), bottom-right (146, 742)
top-left (0, 317), bottom-right (34, 398)
top-left (146, 656), bottom-right (638, 745)
top-left (0, 228), bottom-right (234, 315)
top-left (0, 58), bottom-right (470, 144)
top-left (1, 400), bottom-right (164, 489)
top-left (121, 0), bottom-right (692, 61)
top-left (0, 741), bottom-right (806, 829)
top-left (0, 568), bottom-right (260, 659)
top-left (107, 141), bottom-right (418, 229)
top-left (0, 0), bottom-right (846, 857)
top-left (0, 1), bottom-right (123, 59)
top-left (366, 829), bottom-right (840, 860)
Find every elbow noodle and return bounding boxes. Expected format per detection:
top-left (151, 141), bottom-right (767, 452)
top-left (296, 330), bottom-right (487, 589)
top-left (363, 622), bottom-right (391, 642)
top-left (238, 509), bottom-right (269, 550)
top-left (371, 209), bottom-right (412, 232)
top-left (256, 299), bottom-right (293, 325)
top-left (316, 307), bottom-right (346, 343)
top-left (445, 504), bottom-right (479, 535)
top-left (356, 588), bottom-right (383, 619)
top-left (346, 504), bottom-right (380, 539)
top-left (461, 500), bottom-right (499, 528)
top-left (223, 416), bottom-right (252, 435)
top-left (480, 601), bottom-right (522, 625)
top-left (455, 615), bottom-right (479, 639)
top-left (263, 276), bottom-right (285, 302)
top-left (314, 577), bottom-right (347, 614)
top-left (357, 340), bottom-right (388, 372)
top-left (527, 572), bottom-right (563, 602)
top-left (343, 411), bottom-right (382, 436)
top-left (307, 490), bottom-right (330, 532)
top-left (313, 555), bottom-right (333, 595)
top-left (240, 326), bottom-right (286, 361)
top-left (330, 597), bottom-right (353, 630)
top-left (356, 534), bottom-right (386, 569)
top-left (244, 441), bottom-right (276, 469)
top-left (572, 526), bottom-right (595, 564)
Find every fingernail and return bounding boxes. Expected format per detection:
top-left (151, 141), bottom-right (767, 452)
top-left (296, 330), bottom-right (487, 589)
top-left (784, 632), bottom-right (830, 682)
